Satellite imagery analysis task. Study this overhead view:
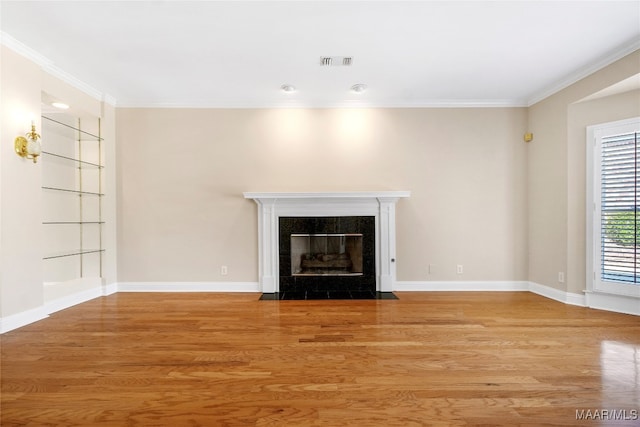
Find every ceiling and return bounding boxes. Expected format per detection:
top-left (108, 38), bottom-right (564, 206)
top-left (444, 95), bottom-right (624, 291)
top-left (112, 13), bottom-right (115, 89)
top-left (1, 1), bottom-right (639, 108)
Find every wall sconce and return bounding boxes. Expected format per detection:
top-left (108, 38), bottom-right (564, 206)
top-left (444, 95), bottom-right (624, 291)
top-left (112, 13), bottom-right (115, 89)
top-left (14, 122), bottom-right (42, 163)
top-left (523, 132), bottom-right (534, 143)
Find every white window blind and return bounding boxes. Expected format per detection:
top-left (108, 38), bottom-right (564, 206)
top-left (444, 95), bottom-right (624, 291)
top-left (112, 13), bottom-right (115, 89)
top-left (588, 117), bottom-right (640, 307)
top-left (601, 131), bottom-right (640, 283)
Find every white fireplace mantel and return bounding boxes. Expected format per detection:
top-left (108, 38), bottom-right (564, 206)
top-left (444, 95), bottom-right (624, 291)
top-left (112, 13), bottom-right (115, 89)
top-left (243, 191), bottom-right (410, 293)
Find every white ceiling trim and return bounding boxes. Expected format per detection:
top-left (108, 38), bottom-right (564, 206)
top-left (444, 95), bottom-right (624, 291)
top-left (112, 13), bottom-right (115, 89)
top-left (0, 31), bottom-right (116, 106)
top-left (526, 37), bottom-right (640, 107)
top-left (115, 99), bottom-right (528, 109)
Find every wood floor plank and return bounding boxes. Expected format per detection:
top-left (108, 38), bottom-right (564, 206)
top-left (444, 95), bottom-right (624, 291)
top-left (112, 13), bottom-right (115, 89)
top-left (1, 292), bottom-right (639, 426)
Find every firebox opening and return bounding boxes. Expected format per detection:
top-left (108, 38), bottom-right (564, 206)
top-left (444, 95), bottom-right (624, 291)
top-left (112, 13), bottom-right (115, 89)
top-left (291, 233), bottom-right (363, 276)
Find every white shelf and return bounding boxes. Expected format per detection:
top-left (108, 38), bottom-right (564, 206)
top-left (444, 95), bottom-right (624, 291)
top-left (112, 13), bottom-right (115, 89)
top-left (41, 113), bottom-right (104, 281)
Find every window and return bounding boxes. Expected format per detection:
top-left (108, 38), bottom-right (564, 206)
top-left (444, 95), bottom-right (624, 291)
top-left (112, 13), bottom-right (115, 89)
top-left (588, 118), bottom-right (640, 297)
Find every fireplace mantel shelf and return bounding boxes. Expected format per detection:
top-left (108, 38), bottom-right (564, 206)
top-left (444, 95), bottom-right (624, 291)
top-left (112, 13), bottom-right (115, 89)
top-left (244, 191), bottom-right (410, 293)
top-left (243, 191), bottom-right (410, 201)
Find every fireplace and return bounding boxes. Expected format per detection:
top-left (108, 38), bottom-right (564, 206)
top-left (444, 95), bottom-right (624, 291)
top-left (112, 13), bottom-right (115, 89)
top-left (279, 216), bottom-right (376, 295)
top-left (291, 233), bottom-right (363, 276)
top-left (243, 191), bottom-right (410, 298)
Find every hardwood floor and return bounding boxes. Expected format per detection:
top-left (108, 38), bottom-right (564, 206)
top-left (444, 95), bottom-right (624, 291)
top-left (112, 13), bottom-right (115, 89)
top-left (1, 292), bottom-right (639, 426)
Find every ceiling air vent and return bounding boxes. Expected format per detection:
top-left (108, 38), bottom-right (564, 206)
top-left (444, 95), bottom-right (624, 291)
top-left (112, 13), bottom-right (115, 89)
top-left (320, 56), bottom-right (353, 66)
top-left (321, 57), bottom-right (333, 66)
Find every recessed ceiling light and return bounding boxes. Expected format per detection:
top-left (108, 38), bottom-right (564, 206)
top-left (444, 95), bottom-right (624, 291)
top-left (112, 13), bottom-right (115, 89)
top-left (350, 84), bottom-right (368, 94)
top-left (51, 102), bottom-right (70, 110)
top-left (281, 84), bottom-right (296, 93)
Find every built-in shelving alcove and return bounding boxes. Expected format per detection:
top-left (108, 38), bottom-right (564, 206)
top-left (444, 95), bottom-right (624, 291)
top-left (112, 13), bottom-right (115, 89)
top-left (41, 112), bottom-right (105, 302)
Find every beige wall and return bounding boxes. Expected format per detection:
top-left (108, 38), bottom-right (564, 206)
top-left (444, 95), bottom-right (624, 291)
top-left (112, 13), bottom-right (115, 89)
top-left (0, 46), bottom-right (44, 317)
top-left (0, 44), bottom-right (117, 319)
top-left (116, 107), bottom-right (529, 284)
top-left (528, 50), bottom-right (640, 293)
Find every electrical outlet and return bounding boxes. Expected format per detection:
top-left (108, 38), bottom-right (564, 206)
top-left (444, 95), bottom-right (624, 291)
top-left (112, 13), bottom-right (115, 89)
top-left (221, 265), bottom-right (228, 276)
top-left (558, 272), bottom-right (565, 283)
top-left (457, 265), bottom-right (463, 274)
top-left (428, 264), bottom-right (435, 274)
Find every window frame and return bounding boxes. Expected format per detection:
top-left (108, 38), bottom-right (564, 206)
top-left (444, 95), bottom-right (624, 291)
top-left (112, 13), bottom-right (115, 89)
top-left (587, 117), bottom-right (640, 298)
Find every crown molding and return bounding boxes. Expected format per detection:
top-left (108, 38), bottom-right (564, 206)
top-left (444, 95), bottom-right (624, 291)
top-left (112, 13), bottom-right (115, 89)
top-left (527, 38), bottom-right (640, 107)
top-left (102, 94), bottom-right (118, 106)
top-left (1, 31), bottom-right (53, 67)
top-left (115, 98), bottom-right (527, 109)
top-left (0, 31), bottom-right (117, 107)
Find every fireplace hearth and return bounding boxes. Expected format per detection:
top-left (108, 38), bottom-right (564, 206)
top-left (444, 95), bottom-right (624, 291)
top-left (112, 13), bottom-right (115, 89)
top-left (259, 290), bottom-right (398, 300)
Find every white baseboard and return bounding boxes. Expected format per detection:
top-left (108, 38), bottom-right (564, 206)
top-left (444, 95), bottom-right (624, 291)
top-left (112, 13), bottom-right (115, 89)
top-left (525, 281), bottom-right (639, 315)
top-left (527, 282), bottom-right (585, 307)
top-left (395, 281), bottom-right (530, 292)
top-left (396, 280), bottom-right (588, 308)
top-left (585, 291), bottom-right (640, 316)
top-left (117, 281), bottom-right (261, 293)
top-left (0, 282), bottom-right (119, 334)
top-left (44, 286), bottom-right (104, 315)
top-left (103, 282), bottom-right (118, 296)
top-left (0, 306), bottom-right (49, 334)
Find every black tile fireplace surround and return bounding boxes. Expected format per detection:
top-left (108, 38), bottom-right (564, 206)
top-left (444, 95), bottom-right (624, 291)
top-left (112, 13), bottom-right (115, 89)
top-left (277, 216), bottom-right (377, 298)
